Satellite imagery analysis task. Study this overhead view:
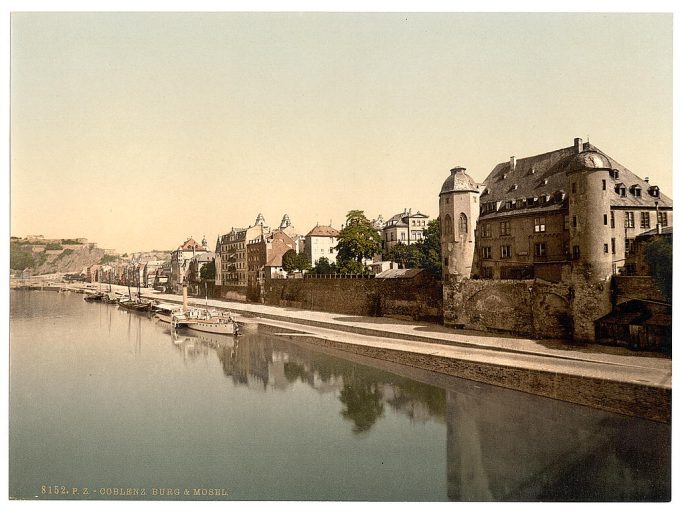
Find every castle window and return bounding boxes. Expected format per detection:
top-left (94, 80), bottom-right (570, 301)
top-left (459, 213), bottom-right (468, 234)
top-left (480, 267), bottom-right (493, 279)
top-left (624, 211), bottom-right (635, 228)
top-left (658, 212), bottom-right (668, 227)
top-left (640, 212), bottom-right (650, 229)
top-left (534, 242), bottom-right (546, 257)
top-left (444, 215), bottom-right (453, 236)
top-left (501, 245), bottom-right (512, 259)
top-left (572, 245), bottom-right (581, 260)
top-left (564, 216), bottom-right (569, 231)
top-left (534, 217), bottom-right (546, 233)
top-left (610, 210), bottom-right (615, 228)
top-left (602, 179), bottom-right (607, 190)
top-left (604, 243), bottom-right (609, 254)
top-left (611, 238), bottom-right (616, 254)
top-left (500, 221), bottom-right (511, 236)
top-left (481, 223), bottom-right (492, 238)
top-left (603, 214), bottom-right (608, 225)
top-left (572, 216), bottom-right (577, 228)
top-left (482, 247), bottom-right (492, 259)
top-left (571, 182), bottom-right (577, 193)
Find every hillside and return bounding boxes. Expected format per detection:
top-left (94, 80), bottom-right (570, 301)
top-left (10, 238), bottom-right (112, 275)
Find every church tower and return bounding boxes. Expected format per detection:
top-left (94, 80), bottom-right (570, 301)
top-left (439, 167), bottom-right (481, 280)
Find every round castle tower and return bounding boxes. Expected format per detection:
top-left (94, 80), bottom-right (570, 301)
top-left (439, 166), bottom-right (481, 280)
top-left (566, 146), bottom-right (613, 281)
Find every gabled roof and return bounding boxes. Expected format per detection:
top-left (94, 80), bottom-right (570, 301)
top-left (479, 141), bottom-right (672, 219)
top-left (306, 225), bottom-right (339, 237)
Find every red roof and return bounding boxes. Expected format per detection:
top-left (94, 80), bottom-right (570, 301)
top-left (306, 225), bottom-right (339, 237)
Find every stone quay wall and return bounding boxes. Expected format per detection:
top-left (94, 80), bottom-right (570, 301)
top-left (263, 275), bottom-right (442, 321)
top-left (443, 279), bottom-right (574, 339)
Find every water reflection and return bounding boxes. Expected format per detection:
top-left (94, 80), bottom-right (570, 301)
top-left (165, 324), bottom-right (670, 501)
top-left (9, 291), bottom-right (671, 501)
top-left (168, 327), bottom-right (446, 435)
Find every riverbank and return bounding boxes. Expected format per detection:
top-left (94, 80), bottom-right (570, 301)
top-left (36, 282), bottom-right (671, 422)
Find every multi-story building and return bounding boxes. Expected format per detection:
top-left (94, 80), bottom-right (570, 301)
top-left (247, 231), bottom-right (296, 289)
top-left (169, 237), bottom-right (210, 293)
top-left (304, 225), bottom-right (340, 266)
top-left (216, 214), bottom-right (269, 289)
top-left (382, 209), bottom-right (430, 251)
top-left (469, 138), bottom-right (672, 281)
top-left (143, 260), bottom-right (166, 288)
top-left (185, 252), bottom-right (215, 295)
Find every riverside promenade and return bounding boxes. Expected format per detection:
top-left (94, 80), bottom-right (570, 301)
top-left (55, 282), bottom-right (671, 422)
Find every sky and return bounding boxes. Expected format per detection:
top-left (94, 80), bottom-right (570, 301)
top-left (9, 11), bottom-right (673, 254)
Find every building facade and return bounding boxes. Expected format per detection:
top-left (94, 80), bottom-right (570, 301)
top-left (471, 138), bottom-right (672, 281)
top-left (169, 237), bottom-right (210, 293)
top-left (382, 209), bottom-right (430, 251)
top-left (216, 215), bottom-right (269, 289)
top-left (304, 225), bottom-right (340, 266)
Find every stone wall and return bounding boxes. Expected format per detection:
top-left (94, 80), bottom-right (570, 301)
top-left (443, 278), bottom-right (572, 339)
top-left (264, 274), bottom-right (442, 321)
top-left (214, 284), bottom-right (247, 302)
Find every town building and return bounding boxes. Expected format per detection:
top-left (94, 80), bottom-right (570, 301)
top-left (169, 237), bottom-right (210, 293)
top-left (382, 209), bottom-right (430, 252)
top-left (247, 230), bottom-right (296, 291)
top-left (215, 214), bottom-right (270, 290)
top-left (304, 224), bottom-right (340, 266)
top-left (185, 252), bottom-right (215, 296)
top-left (466, 138), bottom-right (672, 281)
top-left (439, 137), bottom-right (673, 343)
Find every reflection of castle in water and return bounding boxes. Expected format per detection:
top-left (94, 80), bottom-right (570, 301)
top-left (445, 381), bottom-right (670, 501)
top-left (166, 325), bottom-right (670, 500)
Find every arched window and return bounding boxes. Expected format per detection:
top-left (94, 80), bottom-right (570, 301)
top-left (459, 213), bottom-right (468, 234)
top-left (444, 214), bottom-right (453, 236)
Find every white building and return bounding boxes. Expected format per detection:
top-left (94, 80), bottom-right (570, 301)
top-left (304, 225), bottom-right (340, 266)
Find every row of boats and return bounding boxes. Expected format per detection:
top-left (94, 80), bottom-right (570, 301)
top-left (83, 289), bottom-right (240, 335)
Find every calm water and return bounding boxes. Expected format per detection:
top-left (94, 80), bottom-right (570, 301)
top-left (9, 290), bottom-right (671, 501)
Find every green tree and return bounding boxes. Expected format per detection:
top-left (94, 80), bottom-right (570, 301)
top-left (295, 253), bottom-right (311, 272)
top-left (339, 379), bottom-right (385, 434)
top-left (200, 260), bottom-right (216, 281)
top-left (417, 217), bottom-right (442, 278)
top-left (645, 237), bottom-right (672, 300)
top-left (385, 242), bottom-right (423, 269)
top-left (10, 243), bottom-right (34, 270)
top-left (336, 210), bottom-right (382, 272)
top-left (313, 256), bottom-right (332, 274)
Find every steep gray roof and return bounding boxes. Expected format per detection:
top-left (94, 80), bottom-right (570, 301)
top-left (440, 167), bottom-right (481, 194)
top-left (479, 142), bottom-right (671, 220)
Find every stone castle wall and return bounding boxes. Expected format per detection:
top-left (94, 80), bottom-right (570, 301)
top-left (264, 275), bottom-right (442, 321)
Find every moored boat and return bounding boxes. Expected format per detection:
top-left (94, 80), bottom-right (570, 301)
top-left (172, 307), bottom-right (239, 335)
top-left (84, 291), bottom-right (105, 302)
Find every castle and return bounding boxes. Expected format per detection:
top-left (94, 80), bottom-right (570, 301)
top-left (439, 137), bottom-right (672, 343)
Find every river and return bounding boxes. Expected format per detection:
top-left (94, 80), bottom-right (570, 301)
top-left (8, 290), bottom-right (670, 501)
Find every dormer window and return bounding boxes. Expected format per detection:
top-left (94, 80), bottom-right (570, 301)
top-left (527, 197), bottom-right (537, 207)
top-left (510, 184), bottom-right (518, 191)
top-left (542, 178), bottom-right (548, 185)
top-left (630, 185), bottom-right (642, 197)
top-left (610, 169), bottom-right (620, 179)
top-left (554, 191), bottom-right (565, 202)
top-left (649, 186), bottom-right (660, 198)
top-left (502, 173), bottom-right (508, 180)
top-left (614, 183), bottom-right (626, 197)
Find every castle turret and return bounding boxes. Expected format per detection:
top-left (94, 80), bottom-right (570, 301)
top-left (439, 166), bottom-right (481, 280)
top-left (566, 146), bottom-right (613, 281)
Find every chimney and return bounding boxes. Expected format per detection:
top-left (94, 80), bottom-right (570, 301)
top-left (644, 177), bottom-right (650, 183)
top-left (574, 137), bottom-right (583, 153)
top-left (450, 166), bottom-right (466, 174)
top-left (510, 156), bottom-right (516, 171)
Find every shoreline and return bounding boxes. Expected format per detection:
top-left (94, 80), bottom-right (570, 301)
top-left (12, 282), bottom-right (672, 423)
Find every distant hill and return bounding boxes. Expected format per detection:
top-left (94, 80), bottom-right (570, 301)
top-left (10, 237), bottom-right (112, 275)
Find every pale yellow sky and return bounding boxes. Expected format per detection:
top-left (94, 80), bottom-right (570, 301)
top-left (10, 12), bottom-right (673, 253)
